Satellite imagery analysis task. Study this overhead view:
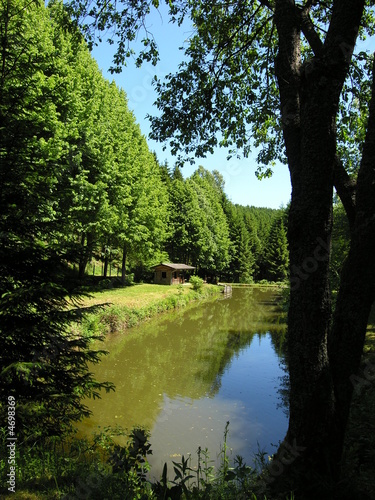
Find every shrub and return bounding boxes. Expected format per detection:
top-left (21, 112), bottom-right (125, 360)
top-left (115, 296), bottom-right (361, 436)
top-left (190, 275), bottom-right (204, 292)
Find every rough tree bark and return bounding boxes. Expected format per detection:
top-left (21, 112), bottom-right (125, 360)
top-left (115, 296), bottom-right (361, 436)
top-left (328, 55), bottom-right (375, 477)
top-left (272, 0), bottom-right (371, 496)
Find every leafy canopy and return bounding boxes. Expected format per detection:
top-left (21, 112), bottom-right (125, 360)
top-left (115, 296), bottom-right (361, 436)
top-left (67, 0), bottom-right (375, 179)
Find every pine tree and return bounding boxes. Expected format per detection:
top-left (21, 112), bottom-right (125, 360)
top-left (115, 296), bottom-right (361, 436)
top-left (263, 214), bottom-right (289, 282)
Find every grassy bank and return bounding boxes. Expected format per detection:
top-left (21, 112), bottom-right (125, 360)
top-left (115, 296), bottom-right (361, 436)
top-left (77, 283), bottom-right (222, 336)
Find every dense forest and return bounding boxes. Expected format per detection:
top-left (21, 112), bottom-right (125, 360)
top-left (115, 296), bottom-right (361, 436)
top-left (0, 0), bottom-right (288, 287)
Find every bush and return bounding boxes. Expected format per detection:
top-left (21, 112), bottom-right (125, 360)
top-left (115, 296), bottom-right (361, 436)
top-left (190, 275), bottom-right (204, 292)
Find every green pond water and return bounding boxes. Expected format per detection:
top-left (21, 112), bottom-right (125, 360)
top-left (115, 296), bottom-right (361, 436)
top-left (78, 287), bottom-right (289, 479)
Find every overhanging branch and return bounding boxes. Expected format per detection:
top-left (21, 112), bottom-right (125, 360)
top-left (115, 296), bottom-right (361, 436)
top-left (258, 0), bottom-right (274, 10)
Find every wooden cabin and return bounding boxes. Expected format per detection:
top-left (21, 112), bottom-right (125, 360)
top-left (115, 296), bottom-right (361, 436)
top-left (152, 263), bottom-right (195, 285)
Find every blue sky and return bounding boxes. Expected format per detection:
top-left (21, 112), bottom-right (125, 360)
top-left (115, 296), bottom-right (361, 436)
top-left (92, 6), bottom-right (292, 209)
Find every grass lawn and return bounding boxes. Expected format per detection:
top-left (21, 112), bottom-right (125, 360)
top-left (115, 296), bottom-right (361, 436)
top-left (80, 283), bottom-right (201, 310)
top-left (76, 283), bottom-right (221, 335)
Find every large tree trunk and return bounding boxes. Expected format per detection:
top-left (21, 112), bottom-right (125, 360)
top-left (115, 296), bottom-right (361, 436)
top-left (282, 70), bottom-right (337, 496)
top-left (328, 56), bottom-right (375, 475)
top-left (271, 0), bottom-right (366, 496)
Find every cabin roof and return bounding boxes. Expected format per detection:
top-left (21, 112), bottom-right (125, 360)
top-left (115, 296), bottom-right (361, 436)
top-left (152, 262), bottom-right (195, 270)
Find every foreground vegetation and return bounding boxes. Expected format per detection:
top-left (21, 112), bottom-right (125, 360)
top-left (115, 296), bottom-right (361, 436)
top-left (0, 428), bottom-right (265, 499)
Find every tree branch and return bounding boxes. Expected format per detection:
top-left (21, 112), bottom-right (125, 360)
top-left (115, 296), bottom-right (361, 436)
top-left (355, 53), bottom-right (375, 224)
top-left (297, 5), bottom-right (324, 57)
top-left (213, 4), bottom-right (264, 68)
top-left (258, 0), bottom-right (274, 11)
top-left (324, 0), bottom-right (365, 71)
top-left (333, 156), bottom-right (356, 228)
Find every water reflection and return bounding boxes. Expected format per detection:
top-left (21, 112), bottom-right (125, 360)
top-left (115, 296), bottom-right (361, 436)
top-left (78, 287), bottom-right (289, 477)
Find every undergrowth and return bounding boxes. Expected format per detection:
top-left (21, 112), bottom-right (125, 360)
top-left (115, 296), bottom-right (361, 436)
top-left (339, 325), bottom-right (375, 499)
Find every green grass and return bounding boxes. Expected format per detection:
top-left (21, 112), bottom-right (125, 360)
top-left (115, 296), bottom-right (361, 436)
top-left (76, 283), bottom-right (221, 336)
top-left (79, 283), bottom-right (199, 309)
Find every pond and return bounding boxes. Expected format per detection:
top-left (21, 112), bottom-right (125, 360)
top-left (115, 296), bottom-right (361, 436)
top-left (78, 287), bottom-right (289, 480)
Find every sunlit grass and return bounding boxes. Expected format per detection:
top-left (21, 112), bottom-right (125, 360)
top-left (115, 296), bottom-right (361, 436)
top-left (76, 283), bottom-right (221, 336)
top-left (80, 283), bottom-right (196, 309)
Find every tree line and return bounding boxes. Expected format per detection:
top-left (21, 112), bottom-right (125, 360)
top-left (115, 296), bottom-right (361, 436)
top-left (0, 0), bottom-right (170, 284)
top-left (111, 163), bottom-right (289, 284)
top-left (0, 0), bottom-right (289, 288)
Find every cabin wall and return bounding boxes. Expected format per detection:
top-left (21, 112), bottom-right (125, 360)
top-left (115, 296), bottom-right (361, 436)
top-left (153, 266), bottom-right (187, 285)
top-left (154, 268), bottom-right (173, 285)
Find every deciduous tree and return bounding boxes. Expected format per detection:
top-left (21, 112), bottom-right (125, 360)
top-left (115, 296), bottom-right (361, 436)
top-left (0, 0), bottom-right (113, 438)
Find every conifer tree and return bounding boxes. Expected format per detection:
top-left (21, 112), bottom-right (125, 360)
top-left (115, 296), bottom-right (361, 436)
top-left (263, 214), bottom-right (289, 282)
